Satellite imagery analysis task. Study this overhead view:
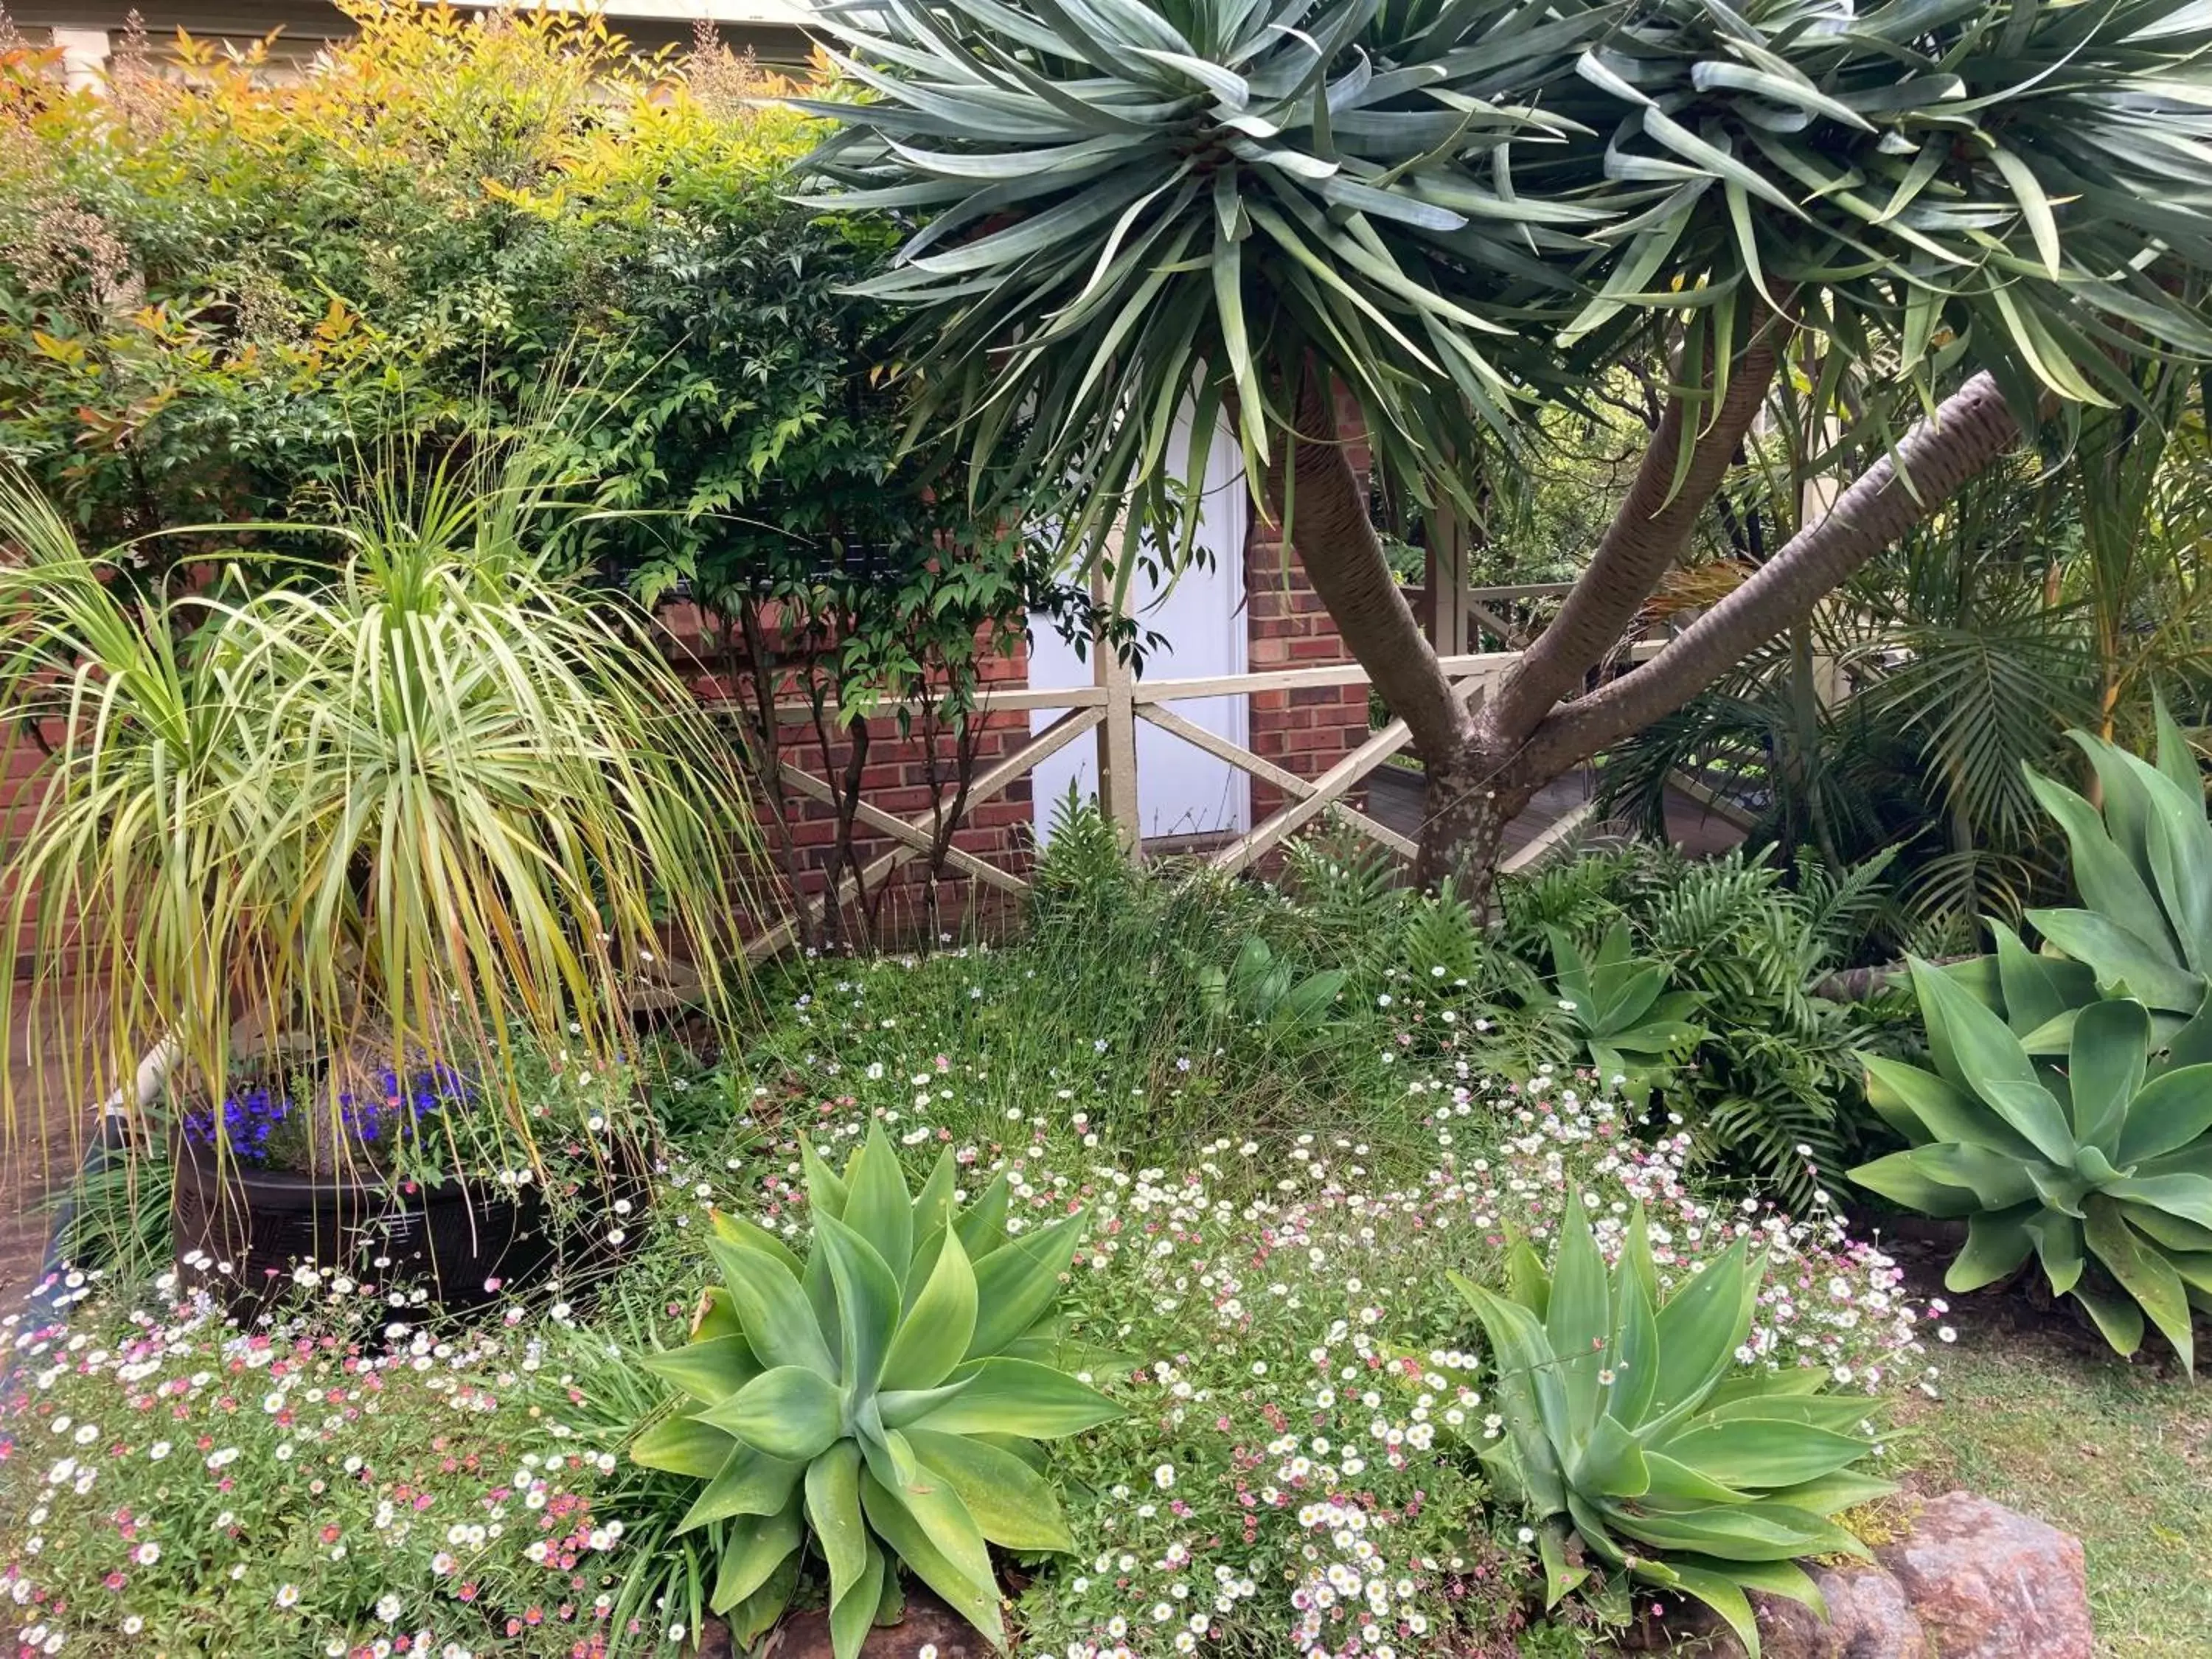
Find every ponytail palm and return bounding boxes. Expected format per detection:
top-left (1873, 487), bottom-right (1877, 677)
top-left (0, 449), bottom-right (752, 1166)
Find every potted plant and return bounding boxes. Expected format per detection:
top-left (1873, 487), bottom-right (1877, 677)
top-left (0, 438), bottom-right (752, 1306)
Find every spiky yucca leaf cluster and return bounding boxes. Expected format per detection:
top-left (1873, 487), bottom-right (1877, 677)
top-left (1443, 1197), bottom-right (1891, 1655)
top-left (630, 1124), bottom-right (1120, 1656)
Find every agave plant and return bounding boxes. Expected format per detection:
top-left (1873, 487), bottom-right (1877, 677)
top-left (1851, 960), bottom-right (2212, 1371)
top-left (1443, 1197), bottom-right (1891, 1654)
top-left (1542, 922), bottom-right (1706, 1103)
top-left (2017, 707), bottom-right (2212, 1018)
top-left (630, 1122), bottom-right (1121, 1655)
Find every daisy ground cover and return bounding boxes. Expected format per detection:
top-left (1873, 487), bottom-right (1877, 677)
top-left (1, 925), bottom-right (1939, 1659)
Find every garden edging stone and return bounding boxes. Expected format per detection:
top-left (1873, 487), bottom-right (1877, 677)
top-left (1632, 1490), bottom-right (2090, 1658)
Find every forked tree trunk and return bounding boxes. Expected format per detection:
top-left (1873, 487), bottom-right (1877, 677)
top-left (1265, 344), bottom-right (2028, 900)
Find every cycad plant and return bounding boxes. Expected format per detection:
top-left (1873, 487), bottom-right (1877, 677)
top-left (0, 447), bottom-right (751, 1171)
top-left (1540, 922), bottom-right (1706, 1105)
top-left (1444, 1196), bottom-right (1891, 1654)
top-left (630, 1122), bottom-right (1119, 1655)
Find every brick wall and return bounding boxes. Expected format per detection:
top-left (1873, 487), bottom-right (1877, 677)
top-left (1240, 383), bottom-right (1374, 824)
top-left (1, 630), bottom-right (1043, 980)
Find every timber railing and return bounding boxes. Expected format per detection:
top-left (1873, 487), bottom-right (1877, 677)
top-left (736, 577), bottom-right (1702, 962)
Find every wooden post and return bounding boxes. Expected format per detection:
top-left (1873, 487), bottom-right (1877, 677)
top-left (1424, 504), bottom-right (1470, 654)
top-left (1092, 560), bottom-right (1143, 862)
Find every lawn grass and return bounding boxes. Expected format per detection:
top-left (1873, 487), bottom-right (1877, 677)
top-left (1905, 1308), bottom-right (2212, 1658)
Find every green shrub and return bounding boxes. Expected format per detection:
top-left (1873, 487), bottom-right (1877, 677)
top-left (1442, 1197), bottom-right (1893, 1655)
top-left (630, 1121), bottom-right (1119, 1655)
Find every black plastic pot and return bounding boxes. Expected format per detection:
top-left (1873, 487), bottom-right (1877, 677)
top-left (170, 1139), bottom-right (644, 1313)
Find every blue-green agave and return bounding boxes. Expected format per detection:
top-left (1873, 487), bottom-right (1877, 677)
top-left (1442, 1197), bottom-right (1891, 1655)
top-left (629, 1123), bottom-right (1121, 1655)
top-left (1851, 961), bottom-right (2212, 1372)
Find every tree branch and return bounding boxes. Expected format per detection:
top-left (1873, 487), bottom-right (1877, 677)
top-left (1261, 361), bottom-right (1476, 761)
top-left (1481, 319), bottom-right (1784, 744)
top-left (1522, 370), bottom-right (2022, 772)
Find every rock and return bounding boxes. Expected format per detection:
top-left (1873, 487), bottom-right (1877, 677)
top-left (700, 1587), bottom-right (987, 1659)
top-left (1874, 1491), bottom-right (2093, 1659)
top-left (1752, 1562), bottom-right (1932, 1658)
top-left (1624, 1560), bottom-right (1930, 1658)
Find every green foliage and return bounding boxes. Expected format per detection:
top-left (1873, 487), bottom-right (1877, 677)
top-left (1444, 1197), bottom-right (1891, 1655)
top-left (1494, 845), bottom-right (1905, 1209)
top-left (2020, 707), bottom-right (2212, 1017)
top-left (631, 1121), bottom-right (1119, 1655)
top-left (1195, 935), bottom-right (1349, 1037)
top-left (1029, 783), bottom-right (1139, 930)
top-left (1851, 963), bottom-right (2212, 1374)
top-left (800, 0), bottom-right (2212, 563)
top-left (0, 445), bottom-right (751, 1168)
top-left (1540, 922), bottom-right (1707, 1106)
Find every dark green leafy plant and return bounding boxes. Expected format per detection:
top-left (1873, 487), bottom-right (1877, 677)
top-left (1851, 961), bottom-right (2212, 1372)
top-left (1197, 936), bottom-right (1348, 1036)
top-left (1441, 1196), bottom-right (1891, 1653)
top-left (1541, 922), bottom-right (1707, 1105)
top-left (630, 1122), bottom-right (1120, 1654)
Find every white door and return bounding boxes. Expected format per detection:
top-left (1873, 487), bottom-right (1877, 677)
top-left (1029, 414), bottom-right (1249, 844)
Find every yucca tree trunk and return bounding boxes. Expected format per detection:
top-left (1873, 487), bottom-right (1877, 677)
top-left (1273, 355), bottom-right (2028, 900)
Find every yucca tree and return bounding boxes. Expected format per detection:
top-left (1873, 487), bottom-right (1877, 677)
top-left (800, 0), bottom-right (2212, 888)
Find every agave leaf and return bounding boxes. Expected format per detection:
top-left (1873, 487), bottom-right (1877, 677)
top-left (1451, 1273), bottom-right (1571, 1516)
top-left (904, 1357), bottom-right (1122, 1438)
top-left (967, 1211), bottom-right (1086, 1357)
top-left (1574, 1411), bottom-right (1650, 1498)
top-left (1860, 1055), bottom-right (2034, 1158)
top-left (711, 1210), bottom-right (807, 1278)
top-left (911, 1150), bottom-right (959, 1250)
top-left (2029, 908), bottom-right (2203, 1013)
top-left (2069, 1276), bottom-right (2147, 1357)
top-left (2103, 1172), bottom-right (2212, 1230)
top-left (1638, 1559), bottom-right (1760, 1654)
top-left (1848, 1150), bottom-right (1984, 1217)
top-left (1536, 1520), bottom-right (1589, 1607)
top-left (703, 1366), bottom-right (846, 1463)
top-left (1991, 922), bottom-right (2072, 1037)
top-left (800, 1138), bottom-right (850, 1222)
top-left (2083, 1196), bottom-right (2195, 1374)
top-left (1909, 961), bottom-right (2075, 1163)
top-left (2024, 1209), bottom-right (2087, 1296)
top-left (829, 1540), bottom-right (888, 1659)
top-left (844, 1120), bottom-right (918, 1281)
top-left (806, 1441), bottom-right (872, 1615)
top-left (1654, 1419), bottom-right (1878, 1489)
top-left (954, 1170), bottom-right (1013, 1259)
top-left (1606, 1498), bottom-right (1848, 1561)
top-left (1638, 1450), bottom-right (1751, 1506)
top-left (710, 1238), bottom-right (837, 1380)
top-left (681, 1441), bottom-right (808, 1533)
top-left (1649, 1243), bottom-right (1751, 1417)
top-left (2114, 1063), bottom-right (2212, 1164)
top-left (859, 1469), bottom-right (1006, 1647)
top-left (883, 1223), bottom-right (981, 1391)
top-left (1761, 1467), bottom-right (1896, 1516)
top-left (1945, 1206), bottom-right (2037, 1291)
top-left (817, 1212), bottom-right (904, 1396)
top-left (631, 1412), bottom-right (737, 1480)
top-left (690, 1285), bottom-right (744, 1343)
top-left (2070, 998), bottom-right (2152, 1148)
top-left (708, 1495), bottom-right (805, 1615)
top-left (1545, 1192), bottom-right (1612, 1444)
top-left (1609, 1253), bottom-right (1660, 1427)
top-left (908, 1427), bottom-right (1077, 1551)
top-left (639, 1335), bottom-right (762, 1405)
